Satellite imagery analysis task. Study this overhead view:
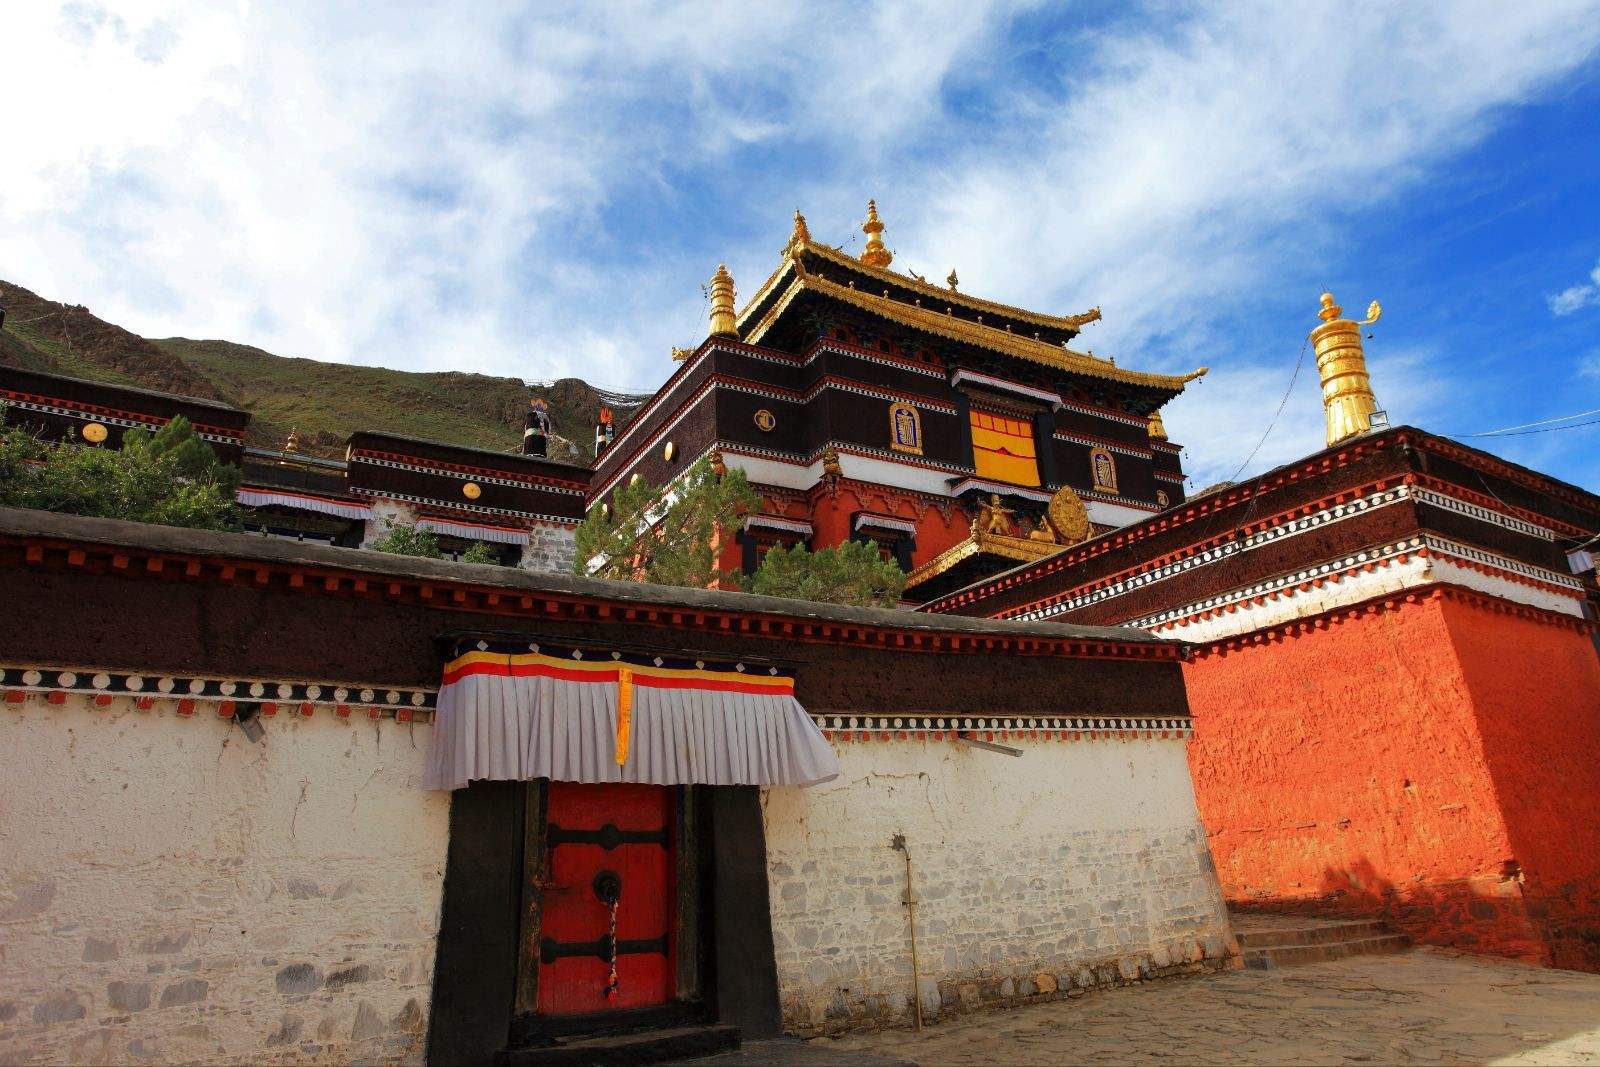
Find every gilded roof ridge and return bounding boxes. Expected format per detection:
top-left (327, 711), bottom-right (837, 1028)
top-left (800, 240), bottom-right (1102, 332)
top-left (753, 271), bottom-right (1204, 392)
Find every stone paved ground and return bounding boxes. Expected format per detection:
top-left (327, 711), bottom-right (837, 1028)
top-left (685, 949), bottom-right (1600, 1065)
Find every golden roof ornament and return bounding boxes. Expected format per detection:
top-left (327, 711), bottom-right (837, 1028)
top-left (946, 269), bottom-right (959, 291)
top-left (708, 264), bottom-right (737, 338)
top-left (860, 199), bottom-right (892, 268)
top-left (283, 428), bottom-right (300, 454)
top-left (1148, 409), bottom-right (1168, 440)
top-left (671, 345), bottom-right (693, 361)
top-left (822, 444), bottom-right (843, 479)
top-left (1311, 291), bottom-right (1384, 447)
top-left (786, 209), bottom-right (811, 257)
top-left (709, 446), bottom-right (727, 477)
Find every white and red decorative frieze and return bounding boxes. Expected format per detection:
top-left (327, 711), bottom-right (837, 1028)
top-left (0, 665), bottom-right (436, 723)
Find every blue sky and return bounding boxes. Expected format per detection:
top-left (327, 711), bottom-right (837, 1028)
top-left (4, 2), bottom-right (1600, 491)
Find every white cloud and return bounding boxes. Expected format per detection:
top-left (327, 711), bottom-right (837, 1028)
top-left (2, 0), bottom-right (1598, 483)
top-left (0, 1), bottom-right (1027, 388)
top-left (1548, 260), bottom-right (1600, 315)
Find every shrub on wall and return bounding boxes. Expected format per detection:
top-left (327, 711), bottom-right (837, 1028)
top-left (0, 413), bottom-right (240, 531)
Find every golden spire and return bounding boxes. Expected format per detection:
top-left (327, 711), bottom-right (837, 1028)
top-left (786, 209), bottom-right (811, 257)
top-left (283, 428), bottom-right (300, 454)
top-left (946, 268), bottom-right (959, 291)
top-left (1311, 291), bottom-right (1383, 447)
top-left (708, 264), bottom-right (737, 337)
top-left (860, 199), bottom-right (892, 268)
top-left (1147, 409), bottom-right (1167, 440)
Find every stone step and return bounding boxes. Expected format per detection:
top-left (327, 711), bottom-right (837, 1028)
top-left (1234, 919), bottom-right (1392, 950)
top-left (501, 1024), bottom-right (741, 1066)
top-left (1242, 934), bottom-right (1411, 970)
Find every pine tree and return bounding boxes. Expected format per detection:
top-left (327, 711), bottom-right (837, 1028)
top-left (748, 540), bottom-right (907, 608)
top-left (0, 413), bottom-right (240, 531)
top-left (574, 458), bottom-right (759, 587)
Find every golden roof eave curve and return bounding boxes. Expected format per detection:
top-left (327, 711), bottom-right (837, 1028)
top-left (744, 268), bottom-right (1206, 392)
top-left (800, 241), bottom-right (1102, 332)
top-left (904, 527), bottom-right (1062, 590)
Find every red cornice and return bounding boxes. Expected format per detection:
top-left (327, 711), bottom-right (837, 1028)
top-left (0, 387), bottom-right (247, 439)
top-left (350, 448), bottom-right (587, 492)
top-left (1401, 428), bottom-right (1600, 516)
top-left (1188, 581), bottom-right (1594, 659)
top-left (926, 428), bottom-right (1600, 614)
top-left (989, 474), bottom-right (1413, 621)
top-left (3, 532), bottom-right (1183, 663)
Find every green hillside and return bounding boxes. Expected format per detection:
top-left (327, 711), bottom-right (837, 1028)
top-left (0, 279), bottom-right (647, 464)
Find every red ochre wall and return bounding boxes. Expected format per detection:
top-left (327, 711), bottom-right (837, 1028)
top-left (1440, 596), bottom-right (1600, 971)
top-left (1184, 590), bottom-right (1600, 970)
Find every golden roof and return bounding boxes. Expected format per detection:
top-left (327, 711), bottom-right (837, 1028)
top-left (741, 258), bottom-right (1206, 392)
top-left (904, 525), bottom-right (1060, 589)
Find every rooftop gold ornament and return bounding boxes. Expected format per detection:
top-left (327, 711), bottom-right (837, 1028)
top-left (1311, 291), bottom-right (1384, 447)
top-left (860, 199), bottom-right (892, 268)
top-left (906, 484), bottom-right (1089, 590)
top-left (786, 209), bottom-right (811, 258)
top-left (1148, 409), bottom-right (1168, 440)
top-left (946, 269), bottom-right (960, 291)
top-left (708, 264), bottom-right (737, 337)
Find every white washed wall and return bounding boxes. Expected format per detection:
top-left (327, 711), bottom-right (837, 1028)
top-left (762, 735), bottom-right (1236, 1033)
top-left (0, 695), bottom-right (449, 1066)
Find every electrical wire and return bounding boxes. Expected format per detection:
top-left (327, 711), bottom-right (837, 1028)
top-left (1458, 417), bottom-right (1600, 438)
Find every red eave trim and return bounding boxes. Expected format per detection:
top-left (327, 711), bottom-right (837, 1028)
top-left (3, 533), bottom-right (1185, 663)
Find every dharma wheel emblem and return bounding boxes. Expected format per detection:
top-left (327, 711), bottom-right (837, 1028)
top-left (81, 422), bottom-right (109, 443)
top-left (753, 409), bottom-right (776, 432)
top-left (462, 481), bottom-right (483, 499)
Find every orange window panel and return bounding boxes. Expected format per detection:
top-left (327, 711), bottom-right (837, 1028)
top-left (969, 410), bottom-right (1040, 487)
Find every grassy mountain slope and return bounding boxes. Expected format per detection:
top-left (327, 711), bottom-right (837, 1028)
top-left (1, 279), bottom-right (648, 463)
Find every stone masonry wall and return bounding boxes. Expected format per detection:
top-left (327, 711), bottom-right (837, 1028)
top-left (0, 692), bottom-right (449, 1066)
top-left (520, 522), bottom-right (577, 575)
top-left (761, 735), bottom-right (1237, 1035)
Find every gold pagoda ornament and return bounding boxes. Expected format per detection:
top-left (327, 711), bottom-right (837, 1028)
top-left (1148, 409), bottom-right (1168, 440)
top-left (786, 209), bottom-right (811, 258)
top-left (709, 264), bottom-right (737, 337)
top-left (1311, 292), bottom-right (1383, 447)
top-left (860, 200), bottom-right (892, 268)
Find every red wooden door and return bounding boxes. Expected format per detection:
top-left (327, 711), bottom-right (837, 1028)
top-left (537, 782), bottom-right (677, 1015)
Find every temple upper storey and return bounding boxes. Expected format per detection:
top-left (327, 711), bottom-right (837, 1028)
top-left (732, 203), bottom-right (1207, 407)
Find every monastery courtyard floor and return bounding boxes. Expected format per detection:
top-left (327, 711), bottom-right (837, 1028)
top-left (689, 948), bottom-right (1600, 1065)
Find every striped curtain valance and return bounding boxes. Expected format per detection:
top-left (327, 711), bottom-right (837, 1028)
top-left (236, 488), bottom-right (372, 520)
top-left (416, 518), bottom-right (530, 545)
top-left (424, 639), bottom-right (840, 791)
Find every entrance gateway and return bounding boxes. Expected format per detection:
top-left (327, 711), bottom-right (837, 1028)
top-left (423, 637), bottom-right (840, 1061)
top-left (536, 782), bottom-right (676, 1016)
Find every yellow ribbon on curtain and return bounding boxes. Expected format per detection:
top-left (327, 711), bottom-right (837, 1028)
top-left (614, 665), bottom-right (634, 766)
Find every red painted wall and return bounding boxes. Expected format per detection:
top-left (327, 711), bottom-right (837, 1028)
top-left (1182, 592), bottom-right (1595, 967)
top-left (1440, 597), bottom-right (1600, 971)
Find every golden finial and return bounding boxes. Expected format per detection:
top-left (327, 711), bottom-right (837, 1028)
top-left (1311, 290), bottom-right (1384, 447)
top-left (787, 209), bottom-right (812, 257)
top-left (946, 269), bottom-right (959, 291)
top-left (860, 199), bottom-right (892, 268)
top-left (277, 428), bottom-right (302, 466)
top-left (671, 345), bottom-right (693, 361)
top-left (708, 263), bottom-right (737, 337)
top-left (1148, 409), bottom-right (1168, 440)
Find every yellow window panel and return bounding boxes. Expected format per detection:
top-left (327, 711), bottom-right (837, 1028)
top-left (969, 410), bottom-right (1040, 487)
